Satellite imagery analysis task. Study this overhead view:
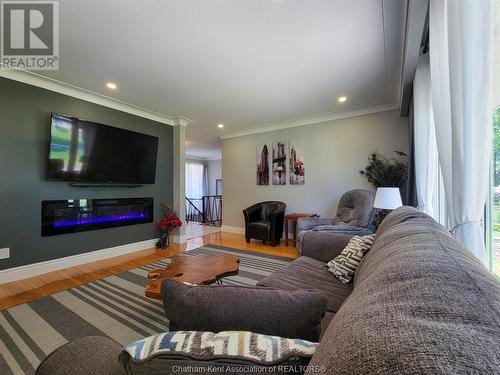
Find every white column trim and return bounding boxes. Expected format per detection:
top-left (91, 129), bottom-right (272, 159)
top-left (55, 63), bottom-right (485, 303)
top-left (173, 116), bottom-right (195, 127)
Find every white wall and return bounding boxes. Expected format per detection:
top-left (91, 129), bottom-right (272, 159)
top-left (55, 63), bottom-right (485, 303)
top-left (221, 109), bottom-right (409, 229)
top-left (207, 159), bottom-right (222, 195)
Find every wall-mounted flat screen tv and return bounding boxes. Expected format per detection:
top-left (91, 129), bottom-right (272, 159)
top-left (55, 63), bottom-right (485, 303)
top-left (47, 113), bottom-right (159, 184)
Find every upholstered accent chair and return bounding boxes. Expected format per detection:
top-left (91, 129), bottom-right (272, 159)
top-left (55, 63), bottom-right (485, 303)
top-left (296, 189), bottom-right (375, 253)
top-left (243, 201), bottom-right (286, 246)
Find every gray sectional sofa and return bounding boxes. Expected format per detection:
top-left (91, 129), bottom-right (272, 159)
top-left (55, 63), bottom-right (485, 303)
top-left (37, 207), bottom-right (500, 374)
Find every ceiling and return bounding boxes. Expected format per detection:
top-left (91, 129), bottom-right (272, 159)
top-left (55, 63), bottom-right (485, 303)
top-left (35, 0), bottom-right (407, 159)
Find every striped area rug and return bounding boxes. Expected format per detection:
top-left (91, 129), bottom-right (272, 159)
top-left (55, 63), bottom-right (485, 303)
top-left (0, 245), bottom-right (292, 375)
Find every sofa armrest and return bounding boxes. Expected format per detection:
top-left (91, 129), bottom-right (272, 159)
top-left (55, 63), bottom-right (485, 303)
top-left (161, 279), bottom-right (327, 341)
top-left (297, 231), bottom-right (353, 262)
top-left (296, 217), bottom-right (335, 233)
top-left (36, 336), bottom-right (125, 375)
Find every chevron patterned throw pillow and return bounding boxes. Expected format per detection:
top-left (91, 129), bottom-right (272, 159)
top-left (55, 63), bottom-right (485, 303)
top-left (120, 330), bottom-right (319, 373)
top-left (327, 234), bottom-right (375, 283)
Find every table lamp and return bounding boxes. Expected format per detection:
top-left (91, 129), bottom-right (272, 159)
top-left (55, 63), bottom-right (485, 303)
top-left (374, 187), bottom-right (403, 210)
top-left (373, 187), bottom-right (402, 229)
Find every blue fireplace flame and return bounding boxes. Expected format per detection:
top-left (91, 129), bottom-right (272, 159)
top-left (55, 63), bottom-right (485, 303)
top-left (54, 213), bottom-right (147, 227)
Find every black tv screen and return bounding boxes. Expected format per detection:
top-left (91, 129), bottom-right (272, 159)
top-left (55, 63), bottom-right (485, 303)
top-left (47, 113), bottom-right (159, 184)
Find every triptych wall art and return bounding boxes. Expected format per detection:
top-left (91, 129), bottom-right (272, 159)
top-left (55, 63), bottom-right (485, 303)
top-left (256, 140), bottom-right (305, 186)
top-left (256, 144), bottom-right (270, 185)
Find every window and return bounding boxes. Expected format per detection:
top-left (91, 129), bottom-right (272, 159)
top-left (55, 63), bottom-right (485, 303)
top-left (488, 0), bottom-right (500, 278)
top-left (490, 106), bottom-right (500, 278)
top-left (185, 162), bottom-right (205, 199)
top-left (216, 179), bottom-right (223, 195)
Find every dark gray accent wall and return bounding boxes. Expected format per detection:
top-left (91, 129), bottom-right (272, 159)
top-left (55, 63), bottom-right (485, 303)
top-left (0, 77), bottom-right (174, 270)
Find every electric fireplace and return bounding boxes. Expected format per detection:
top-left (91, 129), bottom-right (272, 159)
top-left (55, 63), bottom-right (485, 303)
top-left (42, 197), bottom-right (154, 236)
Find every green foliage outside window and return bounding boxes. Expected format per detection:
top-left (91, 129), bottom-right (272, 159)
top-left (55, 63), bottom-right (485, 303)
top-left (491, 106), bottom-right (500, 278)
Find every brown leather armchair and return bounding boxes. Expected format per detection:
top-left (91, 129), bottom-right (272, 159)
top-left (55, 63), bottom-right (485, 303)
top-left (243, 201), bottom-right (286, 246)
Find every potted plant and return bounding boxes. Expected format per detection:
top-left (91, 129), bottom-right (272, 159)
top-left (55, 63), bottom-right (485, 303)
top-left (359, 151), bottom-right (408, 229)
top-left (156, 204), bottom-right (182, 249)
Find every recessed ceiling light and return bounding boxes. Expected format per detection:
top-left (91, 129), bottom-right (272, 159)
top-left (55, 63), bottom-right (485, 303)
top-left (218, 124), bottom-right (224, 128)
top-left (338, 96), bottom-right (347, 103)
top-left (106, 82), bottom-right (117, 90)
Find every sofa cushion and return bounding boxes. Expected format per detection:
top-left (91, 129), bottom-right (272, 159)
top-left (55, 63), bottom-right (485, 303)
top-left (257, 256), bottom-right (353, 313)
top-left (296, 230), bottom-right (353, 262)
top-left (248, 220), bottom-right (271, 229)
top-left (247, 221), bottom-right (271, 237)
top-left (162, 279), bottom-right (327, 341)
top-left (248, 221), bottom-right (271, 233)
top-left (119, 330), bottom-right (318, 374)
top-left (306, 206), bottom-right (500, 375)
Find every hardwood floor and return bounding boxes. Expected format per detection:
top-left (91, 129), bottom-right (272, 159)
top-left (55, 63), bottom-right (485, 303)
top-left (0, 232), bottom-right (299, 310)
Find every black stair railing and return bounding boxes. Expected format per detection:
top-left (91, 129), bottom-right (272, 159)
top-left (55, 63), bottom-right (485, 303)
top-left (185, 195), bottom-right (222, 225)
top-left (185, 197), bottom-right (205, 223)
top-left (203, 195), bottom-right (222, 224)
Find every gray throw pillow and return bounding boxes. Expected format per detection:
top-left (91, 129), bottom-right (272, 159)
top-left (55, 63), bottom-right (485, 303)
top-left (327, 234), bottom-right (375, 283)
top-left (161, 279), bottom-right (327, 341)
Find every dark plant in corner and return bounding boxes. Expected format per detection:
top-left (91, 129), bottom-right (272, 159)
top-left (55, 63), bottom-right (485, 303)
top-left (156, 204), bottom-right (182, 249)
top-left (360, 151), bottom-right (408, 230)
top-left (359, 151), bottom-right (408, 187)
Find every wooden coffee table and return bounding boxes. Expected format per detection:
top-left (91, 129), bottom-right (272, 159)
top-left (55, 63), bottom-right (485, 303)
top-left (145, 254), bottom-right (240, 299)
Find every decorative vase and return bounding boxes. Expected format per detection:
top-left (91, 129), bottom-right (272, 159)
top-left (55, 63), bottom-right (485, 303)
top-left (156, 233), bottom-right (168, 249)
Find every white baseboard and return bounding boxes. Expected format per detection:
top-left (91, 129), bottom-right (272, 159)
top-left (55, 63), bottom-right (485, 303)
top-left (0, 239), bottom-right (157, 284)
top-left (221, 225), bottom-right (245, 234)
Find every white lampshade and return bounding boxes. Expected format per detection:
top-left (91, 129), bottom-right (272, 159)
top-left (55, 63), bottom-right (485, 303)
top-left (373, 187), bottom-right (402, 210)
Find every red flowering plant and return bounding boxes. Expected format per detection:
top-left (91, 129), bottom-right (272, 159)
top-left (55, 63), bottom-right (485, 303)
top-left (155, 204), bottom-right (182, 249)
top-left (156, 214), bottom-right (182, 232)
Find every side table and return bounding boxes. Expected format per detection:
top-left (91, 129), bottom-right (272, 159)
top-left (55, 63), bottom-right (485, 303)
top-left (284, 213), bottom-right (319, 247)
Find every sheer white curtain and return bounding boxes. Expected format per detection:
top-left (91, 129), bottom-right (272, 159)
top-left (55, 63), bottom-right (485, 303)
top-left (185, 162), bottom-right (205, 198)
top-left (203, 165), bottom-right (209, 196)
top-left (429, 0), bottom-right (494, 264)
top-left (414, 53), bottom-right (438, 217)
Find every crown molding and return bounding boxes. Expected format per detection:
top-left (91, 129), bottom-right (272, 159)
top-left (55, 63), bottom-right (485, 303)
top-left (0, 67), bottom-right (189, 126)
top-left (173, 116), bottom-right (196, 126)
top-left (186, 154), bottom-right (222, 162)
top-left (186, 155), bottom-right (208, 162)
top-left (220, 102), bottom-right (399, 139)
